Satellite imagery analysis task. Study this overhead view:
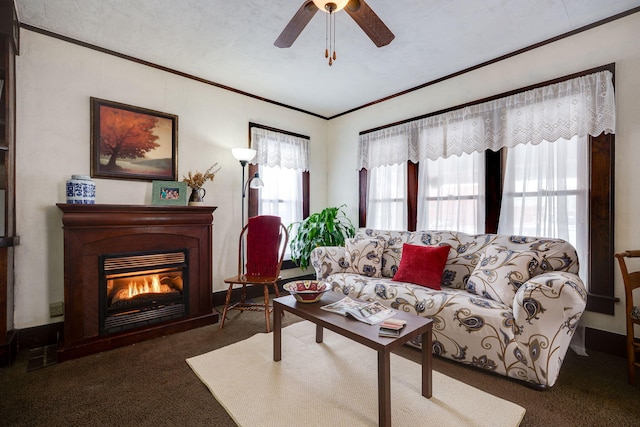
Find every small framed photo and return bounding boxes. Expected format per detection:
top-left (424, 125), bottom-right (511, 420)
top-left (90, 97), bottom-right (178, 181)
top-left (151, 181), bottom-right (188, 206)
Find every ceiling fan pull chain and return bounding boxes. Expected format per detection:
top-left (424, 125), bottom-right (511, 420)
top-left (332, 9), bottom-right (337, 63)
top-left (328, 7), bottom-right (335, 66)
top-left (325, 7), bottom-right (329, 59)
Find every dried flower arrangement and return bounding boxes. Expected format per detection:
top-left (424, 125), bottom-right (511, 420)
top-left (182, 163), bottom-right (221, 189)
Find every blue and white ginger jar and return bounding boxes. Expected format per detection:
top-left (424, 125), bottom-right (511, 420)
top-left (66, 175), bottom-right (96, 204)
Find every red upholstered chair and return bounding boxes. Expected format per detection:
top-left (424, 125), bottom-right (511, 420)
top-left (220, 215), bottom-right (288, 333)
top-left (615, 250), bottom-right (640, 385)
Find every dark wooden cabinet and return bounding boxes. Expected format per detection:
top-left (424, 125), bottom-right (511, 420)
top-left (0, 0), bottom-right (19, 366)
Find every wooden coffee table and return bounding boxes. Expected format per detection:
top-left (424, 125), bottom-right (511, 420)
top-left (273, 291), bottom-right (433, 427)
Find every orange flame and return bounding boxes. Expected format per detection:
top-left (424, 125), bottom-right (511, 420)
top-left (127, 274), bottom-right (167, 298)
top-left (112, 274), bottom-right (174, 303)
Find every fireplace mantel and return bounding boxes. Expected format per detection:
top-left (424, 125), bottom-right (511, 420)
top-left (56, 204), bottom-right (218, 361)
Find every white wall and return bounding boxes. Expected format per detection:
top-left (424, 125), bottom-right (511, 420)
top-left (327, 12), bottom-right (640, 337)
top-left (14, 31), bottom-right (327, 329)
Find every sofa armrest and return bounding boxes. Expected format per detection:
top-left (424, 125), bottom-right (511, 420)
top-left (311, 246), bottom-right (348, 280)
top-left (512, 271), bottom-right (587, 386)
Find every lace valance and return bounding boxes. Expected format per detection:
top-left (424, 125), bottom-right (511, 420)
top-left (250, 126), bottom-right (309, 171)
top-left (358, 70), bottom-right (616, 169)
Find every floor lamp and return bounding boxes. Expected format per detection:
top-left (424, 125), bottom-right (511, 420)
top-left (232, 148), bottom-right (264, 273)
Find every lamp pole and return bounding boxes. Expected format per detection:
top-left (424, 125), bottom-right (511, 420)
top-left (239, 159), bottom-right (248, 227)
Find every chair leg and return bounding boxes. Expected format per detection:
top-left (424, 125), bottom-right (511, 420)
top-left (274, 282), bottom-right (281, 298)
top-left (264, 284), bottom-right (271, 333)
top-left (219, 284), bottom-right (234, 330)
top-left (628, 328), bottom-right (637, 385)
top-left (629, 345), bottom-right (638, 386)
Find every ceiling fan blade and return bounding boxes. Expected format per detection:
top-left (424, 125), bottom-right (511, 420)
top-left (345, 0), bottom-right (394, 47)
top-left (274, 1), bottom-right (319, 48)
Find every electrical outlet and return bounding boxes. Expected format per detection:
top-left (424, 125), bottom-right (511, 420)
top-left (49, 302), bottom-right (64, 318)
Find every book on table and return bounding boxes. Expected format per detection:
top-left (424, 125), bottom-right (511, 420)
top-left (378, 318), bottom-right (407, 337)
top-left (320, 296), bottom-right (396, 325)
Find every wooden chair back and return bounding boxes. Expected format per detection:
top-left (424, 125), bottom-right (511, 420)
top-left (615, 250), bottom-right (640, 385)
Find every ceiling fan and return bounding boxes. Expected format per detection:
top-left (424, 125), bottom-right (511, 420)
top-left (274, 0), bottom-right (395, 51)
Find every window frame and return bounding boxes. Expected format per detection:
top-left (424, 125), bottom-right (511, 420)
top-left (358, 64), bottom-right (616, 314)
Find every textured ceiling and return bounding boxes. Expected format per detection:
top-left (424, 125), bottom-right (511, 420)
top-left (14, 0), bottom-right (640, 118)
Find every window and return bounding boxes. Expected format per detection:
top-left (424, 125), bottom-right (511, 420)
top-left (498, 135), bottom-right (589, 284)
top-left (248, 124), bottom-right (310, 262)
top-left (417, 151), bottom-right (485, 234)
top-left (366, 163), bottom-right (407, 230)
top-left (358, 66), bottom-right (616, 314)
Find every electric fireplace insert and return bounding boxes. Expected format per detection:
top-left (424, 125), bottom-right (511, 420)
top-left (99, 249), bottom-right (189, 334)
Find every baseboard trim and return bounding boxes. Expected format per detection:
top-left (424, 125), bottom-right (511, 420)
top-left (585, 326), bottom-right (626, 358)
top-left (17, 322), bottom-right (64, 350)
top-left (0, 330), bottom-right (18, 366)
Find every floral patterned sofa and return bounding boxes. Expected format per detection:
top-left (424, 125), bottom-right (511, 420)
top-left (310, 228), bottom-right (587, 388)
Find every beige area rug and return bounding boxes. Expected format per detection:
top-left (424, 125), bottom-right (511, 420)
top-left (187, 321), bottom-right (525, 427)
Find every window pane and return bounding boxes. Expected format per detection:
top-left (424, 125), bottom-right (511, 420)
top-left (366, 163), bottom-right (407, 230)
top-left (417, 151), bottom-right (485, 233)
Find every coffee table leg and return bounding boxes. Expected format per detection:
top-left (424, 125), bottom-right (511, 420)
top-left (378, 350), bottom-right (391, 427)
top-left (315, 323), bottom-right (323, 343)
top-left (422, 329), bottom-right (432, 398)
top-left (273, 303), bottom-right (282, 362)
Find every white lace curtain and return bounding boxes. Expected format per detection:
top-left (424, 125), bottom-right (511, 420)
top-left (416, 151), bottom-right (485, 233)
top-left (366, 163), bottom-right (408, 230)
top-left (498, 135), bottom-right (589, 276)
top-left (358, 70), bottom-right (616, 168)
top-left (250, 127), bottom-right (309, 171)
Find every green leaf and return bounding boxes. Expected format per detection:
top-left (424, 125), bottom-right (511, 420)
top-left (288, 205), bottom-right (355, 270)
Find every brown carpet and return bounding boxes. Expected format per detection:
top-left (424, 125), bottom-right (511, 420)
top-left (1, 306), bottom-right (639, 426)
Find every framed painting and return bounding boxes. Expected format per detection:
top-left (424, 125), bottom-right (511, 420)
top-left (151, 181), bottom-right (188, 206)
top-left (90, 97), bottom-right (178, 181)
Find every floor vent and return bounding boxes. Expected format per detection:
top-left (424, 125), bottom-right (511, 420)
top-left (27, 344), bottom-right (58, 372)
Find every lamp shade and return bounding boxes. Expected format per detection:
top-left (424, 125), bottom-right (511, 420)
top-left (249, 174), bottom-right (264, 189)
top-left (232, 148), bottom-right (257, 162)
top-left (313, 0), bottom-right (349, 13)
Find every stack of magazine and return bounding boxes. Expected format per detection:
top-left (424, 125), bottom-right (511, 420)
top-left (378, 318), bottom-right (407, 337)
top-left (320, 296), bottom-right (396, 325)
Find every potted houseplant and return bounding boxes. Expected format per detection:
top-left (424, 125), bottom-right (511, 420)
top-left (288, 205), bottom-right (355, 270)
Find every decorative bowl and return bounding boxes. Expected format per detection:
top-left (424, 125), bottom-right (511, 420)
top-left (283, 280), bottom-right (329, 303)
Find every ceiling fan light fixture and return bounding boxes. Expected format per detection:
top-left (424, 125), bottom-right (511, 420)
top-left (312, 0), bottom-right (349, 13)
top-left (274, 0), bottom-right (395, 64)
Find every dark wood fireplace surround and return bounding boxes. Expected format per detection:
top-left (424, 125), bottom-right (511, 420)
top-left (56, 204), bottom-right (218, 362)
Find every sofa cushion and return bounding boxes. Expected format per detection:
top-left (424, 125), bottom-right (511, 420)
top-left (391, 244), bottom-right (450, 290)
top-left (345, 237), bottom-right (385, 277)
top-left (466, 247), bottom-right (539, 306)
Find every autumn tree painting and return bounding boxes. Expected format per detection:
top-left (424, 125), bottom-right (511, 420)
top-left (91, 98), bottom-right (178, 181)
top-left (99, 106), bottom-right (160, 171)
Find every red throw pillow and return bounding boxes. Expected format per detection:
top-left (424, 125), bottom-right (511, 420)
top-left (391, 244), bottom-right (450, 290)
